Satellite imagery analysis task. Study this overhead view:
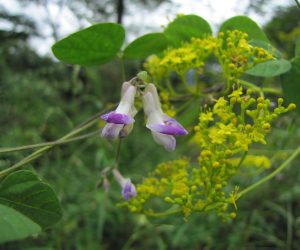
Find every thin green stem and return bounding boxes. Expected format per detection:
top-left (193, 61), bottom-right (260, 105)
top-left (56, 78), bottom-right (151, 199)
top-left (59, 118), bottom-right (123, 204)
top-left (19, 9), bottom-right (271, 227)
top-left (165, 77), bottom-right (177, 95)
top-left (237, 151), bottom-right (248, 169)
top-left (295, 0), bottom-right (300, 8)
top-left (114, 139), bottom-right (122, 168)
top-left (237, 145), bottom-right (300, 199)
top-left (239, 80), bottom-right (281, 95)
top-left (120, 58), bottom-right (126, 82)
top-left (144, 208), bottom-right (181, 218)
top-left (0, 119), bottom-right (99, 179)
top-left (181, 73), bottom-right (195, 95)
top-left (0, 130), bottom-right (100, 154)
top-left (224, 79), bottom-right (232, 95)
top-left (75, 104), bottom-right (117, 129)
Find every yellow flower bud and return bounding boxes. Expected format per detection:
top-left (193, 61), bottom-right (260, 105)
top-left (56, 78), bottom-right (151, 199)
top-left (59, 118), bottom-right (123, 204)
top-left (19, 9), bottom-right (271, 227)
top-left (230, 212), bottom-right (236, 219)
top-left (263, 123), bottom-right (271, 131)
top-left (174, 198), bottom-right (183, 204)
top-left (202, 167), bottom-right (208, 174)
top-left (288, 103), bottom-right (296, 111)
top-left (194, 125), bottom-right (200, 132)
top-left (245, 124), bottom-right (252, 132)
top-left (257, 103), bottom-right (264, 109)
top-left (164, 197), bottom-right (173, 203)
top-left (229, 63), bottom-right (235, 69)
top-left (213, 162), bottom-right (221, 168)
top-left (278, 98), bottom-right (284, 105)
top-left (130, 206), bottom-right (138, 212)
top-left (191, 185), bottom-right (197, 192)
top-left (257, 97), bottom-right (264, 103)
top-left (230, 97), bottom-right (237, 105)
top-left (246, 89), bottom-right (253, 95)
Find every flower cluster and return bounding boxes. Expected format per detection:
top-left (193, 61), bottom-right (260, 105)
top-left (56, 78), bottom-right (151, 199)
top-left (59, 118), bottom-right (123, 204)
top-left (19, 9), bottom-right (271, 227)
top-left (101, 81), bottom-right (188, 151)
top-left (100, 81), bottom-right (188, 200)
top-left (215, 30), bottom-right (274, 80)
top-left (144, 36), bottom-right (216, 82)
top-left (144, 30), bottom-right (275, 91)
top-left (121, 89), bottom-right (296, 219)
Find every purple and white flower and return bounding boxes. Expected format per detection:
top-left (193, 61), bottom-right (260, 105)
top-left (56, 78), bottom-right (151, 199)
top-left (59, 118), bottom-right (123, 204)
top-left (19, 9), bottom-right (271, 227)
top-left (143, 84), bottom-right (188, 151)
top-left (101, 82), bottom-right (137, 139)
top-left (112, 169), bottom-right (137, 201)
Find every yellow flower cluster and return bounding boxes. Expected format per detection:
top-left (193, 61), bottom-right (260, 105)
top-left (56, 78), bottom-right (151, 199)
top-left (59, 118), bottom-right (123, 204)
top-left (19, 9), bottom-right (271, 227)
top-left (216, 30), bottom-right (274, 80)
top-left (121, 89), bottom-right (295, 220)
top-left (122, 159), bottom-right (191, 216)
top-left (144, 30), bottom-right (274, 89)
top-left (144, 36), bottom-right (217, 82)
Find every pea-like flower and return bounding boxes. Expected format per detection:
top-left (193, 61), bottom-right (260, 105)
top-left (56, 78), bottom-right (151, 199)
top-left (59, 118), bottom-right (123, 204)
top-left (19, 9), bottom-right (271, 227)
top-left (112, 169), bottom-right (137, 201)
top-left (143, 83), bottom-right (188, 151)
top-left (101, 82), bottom-right (137, 138)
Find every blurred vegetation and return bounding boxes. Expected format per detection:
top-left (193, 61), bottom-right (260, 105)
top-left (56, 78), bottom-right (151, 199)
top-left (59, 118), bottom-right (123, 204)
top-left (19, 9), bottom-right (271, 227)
top-left (264, 5), bottom-right (300, 58)
top-left (1, 1), bottom-right (300, 250)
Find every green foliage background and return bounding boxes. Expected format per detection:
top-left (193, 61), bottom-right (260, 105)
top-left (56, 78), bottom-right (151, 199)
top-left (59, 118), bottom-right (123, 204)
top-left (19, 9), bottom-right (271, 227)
top-left (1, 2), bottom-right (300, 250)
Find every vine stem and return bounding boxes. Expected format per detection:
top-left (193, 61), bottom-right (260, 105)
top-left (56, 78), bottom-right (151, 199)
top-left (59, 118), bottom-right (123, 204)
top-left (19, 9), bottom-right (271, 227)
top-left (0, 130), bottom-right (100, 153)
top-left (0, 106), bottom-right (115, 179)
top-left (237, 145), bottom-right (300, 199)
top-left (0, 119), bottom-right (98, 179)
top-left (115, 139), bottom-right (122, 168)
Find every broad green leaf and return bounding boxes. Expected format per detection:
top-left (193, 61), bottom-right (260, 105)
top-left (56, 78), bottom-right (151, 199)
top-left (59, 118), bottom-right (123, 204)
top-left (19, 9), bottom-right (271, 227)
top-left (123, 33), bottom-right (168, 59)
top-left (282, 57), bottom-right (300, 114)
top-left (249, 39), bottom-right (282, 59)
top-left (219, 16), bottom-right (269, 42)
top-left (0, 204), bottom-right (41, 244)
top-left (296, 36), bottom-right (300, 57)
top-left (0, 170), bottom-right (62, 229)
top-left (246, 59), bottom-right (291, 77)
top-left (52, 23), bottom-right (125, 66)
top-left (164, 14), bottom-right (212, 47)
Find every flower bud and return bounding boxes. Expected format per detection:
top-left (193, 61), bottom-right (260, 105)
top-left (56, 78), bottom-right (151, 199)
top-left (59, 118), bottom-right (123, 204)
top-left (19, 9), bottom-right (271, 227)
top-left (288, 103), bottom-right (296, 111)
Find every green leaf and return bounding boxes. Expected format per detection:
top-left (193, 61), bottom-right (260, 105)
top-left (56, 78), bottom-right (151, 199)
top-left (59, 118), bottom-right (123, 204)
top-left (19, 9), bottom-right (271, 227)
top-left (0, 204), bottom-right (41, 244)
top-left (246, 59), bottom-right (291, 77)
top-left (249, 39), bottom-right (282, 59)
top-left (219, 16), bottom-right (269, 42)
top-left (52, 23), bottom-right (125, 66)
top-left (0, 170), bottom-right (62, 229)
top-left (123, 33), bottom-right (168, 59)
top-left (282, 57), bottom-right (300, 114)
top-left (164, 14), bottom-right (212, 47)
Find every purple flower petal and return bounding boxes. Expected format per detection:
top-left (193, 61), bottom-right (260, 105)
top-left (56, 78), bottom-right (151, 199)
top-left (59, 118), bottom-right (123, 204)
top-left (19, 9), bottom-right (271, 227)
top-left (147, 124), bottom-right (188, 135)
top-left (101, 112), bottom-right (134, 124)
top-left (122, 180), bottom-right (137, 201)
